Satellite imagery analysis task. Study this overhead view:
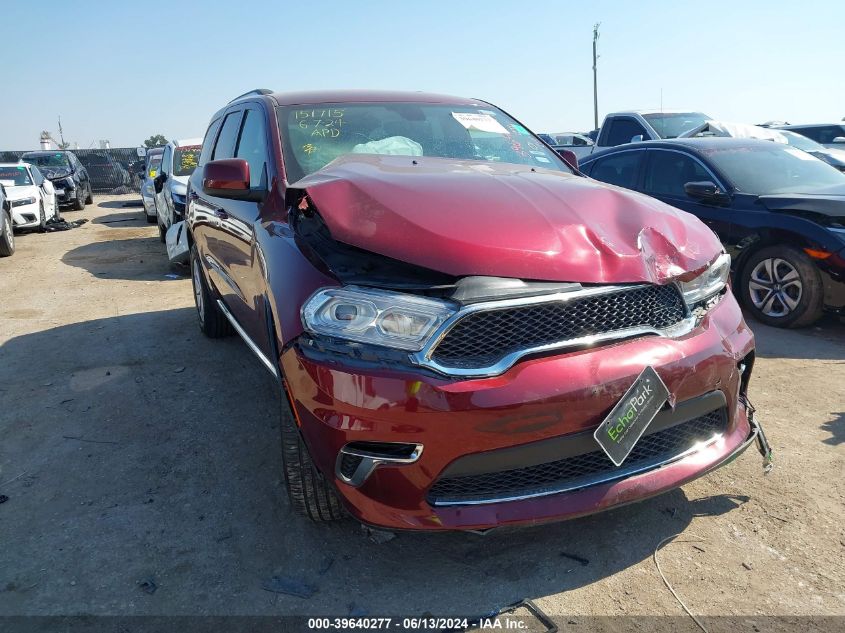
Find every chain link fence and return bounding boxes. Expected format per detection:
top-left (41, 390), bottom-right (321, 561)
top-left (0, 148), bottom-right (153, 194)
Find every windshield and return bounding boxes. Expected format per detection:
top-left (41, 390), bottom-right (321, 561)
top-left (0, 166), bottom-right (32, 187)
top-left (781, 131), bottom-right (823, 152)
top-left (643, 112), bottom-right (709, 138)
top-left (173, 146), bottom-right (201, 177)
top-left (277, 102), bottom-right (568, 182)
top-left (704, 144), bottom-right (845, 194)
top-left (147, 157), bottom-right (162, 177)
top-left (23, 153), bottom-right (70, 168)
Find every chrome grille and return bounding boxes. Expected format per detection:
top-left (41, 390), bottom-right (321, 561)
top-left (428, 408), bottom-right (727, 506)
top-left (430, 284), bottom-right (686, 370)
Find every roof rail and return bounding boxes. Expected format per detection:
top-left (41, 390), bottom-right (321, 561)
top-left (228, 88), bottom-right (273, 104)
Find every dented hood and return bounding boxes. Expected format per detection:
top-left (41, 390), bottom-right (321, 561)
top-left (291, 155), bottom-right (722, 283)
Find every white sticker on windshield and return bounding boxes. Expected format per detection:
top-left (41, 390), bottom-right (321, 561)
top-left (535, 156), bottom-right (551, 163)
top-left (451, 112), bottom-right (509, 135)
top-left (784, 147), bottom-right (817, 161)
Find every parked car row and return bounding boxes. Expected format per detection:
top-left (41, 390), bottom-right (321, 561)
top-left (161, 88), bottom-right (778, 532)
top-left (139, 139), bottom-right (202, 240)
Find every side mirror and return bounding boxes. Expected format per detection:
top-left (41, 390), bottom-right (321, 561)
top-left (557, 149), bottom-right (579, 171)
top-left (630, 135), bottom-right (644, 143)
top-left (202, 158), bottom-right (264, 201)
top-left (832, 136), bottom-right (845, 144)
top-left (684, 181), bottom-right (729, 204)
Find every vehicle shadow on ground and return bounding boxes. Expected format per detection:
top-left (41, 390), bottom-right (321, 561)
top-left (0, 308), bottom-right (750, 617)
top-left (96, 197), bottom-right (142, 209)
top-left (820, 412), bottom-right (844, 446)
top-left (92, 210), bottom-right (149, 227)
top-left (61, 236), bottom-right (184, 280)
top-left (746, 313), bottom-right (845, 361)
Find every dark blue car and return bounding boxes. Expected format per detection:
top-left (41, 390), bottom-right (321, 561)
top-left (581, 138), bottom-right (845, 328)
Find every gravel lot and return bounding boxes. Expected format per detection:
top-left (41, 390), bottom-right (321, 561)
top-left (0, 195), bottom-right (843, 623)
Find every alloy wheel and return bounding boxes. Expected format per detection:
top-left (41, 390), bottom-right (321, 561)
top-left (748, 257), bottom-right (802, 318)
top-left (4, 213), bottom-right (14, 247)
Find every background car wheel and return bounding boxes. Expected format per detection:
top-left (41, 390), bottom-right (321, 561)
top-left (38, 202), bottom-right (46, 232)
top-left (158, 222), bottom-right (166, 243)
top-left (145, 211), bottom-right (157, 224)
top-left (190, 244), bottom-right (233, 338)
top-left (0, 211), bottom-right (15, 256)
top-left (739, 245), bottom-right (824, 328)
top-left (52, 195), bottom-right (59, 220)
top-left (85, 186), bottom-right (93, 205)
top-left (73, 189), bottom-right (85, 211)
top-left (279, 391), bottom-right (347, 522)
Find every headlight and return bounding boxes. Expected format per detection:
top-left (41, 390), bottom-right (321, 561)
top-left (302, 287), bottom-right (455, 351)
top-left (11, 196), bottom-right (37, 207)
top-left (171, 192), bottom-right (186, 206)
top-left (678, 253), bottom-right (731, 306)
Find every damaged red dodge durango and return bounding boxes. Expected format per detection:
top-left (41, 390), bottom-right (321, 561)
top-left (185, 89), bottom-right (771, 530)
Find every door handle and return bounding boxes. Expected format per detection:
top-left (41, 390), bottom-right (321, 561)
top-left (215, 209), bottom-right (229, 220)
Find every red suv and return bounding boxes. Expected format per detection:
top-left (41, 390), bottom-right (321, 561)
top-left (186, 89), bottom-right (768, 530)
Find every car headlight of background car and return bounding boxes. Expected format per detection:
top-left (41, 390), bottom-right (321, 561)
top-left (302, 286), bottom-right (455, 351)
top-left (678, 252), bottom-right (731, 307)
top-left (10, 196), bottom-right (37, 207)
top-left (171, 192), bottom-right (187, 209)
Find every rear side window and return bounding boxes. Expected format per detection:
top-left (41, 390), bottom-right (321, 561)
top-left (589, 151), bottom-right (642, 190)
top-left (235, 109), bottom-right (268, 188)
top-left (605, 118), bottom-right (648, 146)
top-left (643, 150), bottom-right (711, 197)
top-left (199, 118), bottom-right (223, 166)
top-left (212, 111), bottom-right (243, 160)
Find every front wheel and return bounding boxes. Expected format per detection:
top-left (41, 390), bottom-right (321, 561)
top-left (85, 186), bottom-right (93, 205)
top-left (279, 392), bottom-right (347, 522)
top-left (190, 243), bottom-right (233, 338)
top-left (0, 210), bottom-right (15, 256)
top-left (739, 245), bottom-right (824, 328)
top-left (73, 187), bottom-right (85, 211)
top-left (38, 202), bottom-right (46, 232)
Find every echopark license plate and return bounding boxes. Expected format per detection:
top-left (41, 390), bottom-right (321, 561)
top-left (593, 366), bottom-right (670, 466)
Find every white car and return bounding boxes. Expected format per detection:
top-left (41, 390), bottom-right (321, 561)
top-left (153, 138), bottom-right (202, 241)
top-left (0, 163), bottom-right (58, 231)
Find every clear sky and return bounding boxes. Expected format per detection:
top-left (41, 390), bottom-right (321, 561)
top-left (3, 0), bottom-right (844, 149)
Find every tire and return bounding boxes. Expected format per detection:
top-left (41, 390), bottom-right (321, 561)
top-left (145, 210), bottom-right (157, 224)
top-left (52, 195), bottom-right (59, 220)
top-left (190, 243), bottom-right (233, 338)
top-left (85, 185), bottom-right (93, 205)
top-left (739, 245), bottom-right (824, 328)
top-left (0, 210), bottom-right (15, 257)
top-left (73, 186), bottom-right (85, 211)
top-left (279, 391), bottom-right (347, 522)
top-left (38, 202), bottom-right (46, 232)
top-left (158, 222), bottom-right (166, 243)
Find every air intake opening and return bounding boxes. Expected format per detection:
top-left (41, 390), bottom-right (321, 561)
top-left (336, 442), bottom-right (424, 487)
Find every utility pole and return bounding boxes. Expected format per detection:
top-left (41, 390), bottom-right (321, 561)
top-left (592, 23), bottom-right (600, 130)
top-left (57, 116), bottom-right (66, 148)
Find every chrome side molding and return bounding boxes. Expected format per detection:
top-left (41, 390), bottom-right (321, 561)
top-left (216, 299), bottom-right (278, 379)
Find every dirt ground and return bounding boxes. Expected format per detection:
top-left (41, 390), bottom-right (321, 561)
top-left (0, 195), bottom-right (843, 624)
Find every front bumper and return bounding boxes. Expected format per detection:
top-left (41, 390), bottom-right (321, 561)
top-left (11, 202), bottom-right (40, 228)
top-left (51, 181), bottom-right (79, 205)
top-left (282, 293), bottom-right (757, 531)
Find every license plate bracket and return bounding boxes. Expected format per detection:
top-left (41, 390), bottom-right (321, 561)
top-left (593, 366), bottom-right (670, 466)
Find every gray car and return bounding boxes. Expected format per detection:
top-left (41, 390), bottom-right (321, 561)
top-left (775, 123), bottom-right (845, 149)
top-left (141, 148), bottom-right (164, 224)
